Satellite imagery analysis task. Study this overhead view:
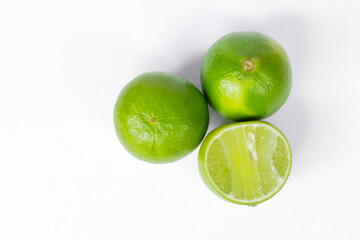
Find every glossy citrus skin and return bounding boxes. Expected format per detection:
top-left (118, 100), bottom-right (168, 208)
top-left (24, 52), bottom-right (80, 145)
top-left (114, 72), bottom-right (209, 163)
top-left (201, 32), bottom-right (292, 121)
top-left (198, 121), bottom-right (292, 205)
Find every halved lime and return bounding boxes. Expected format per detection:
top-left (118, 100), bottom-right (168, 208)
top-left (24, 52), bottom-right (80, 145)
top-left (198, 121), bottom-right (291, 205)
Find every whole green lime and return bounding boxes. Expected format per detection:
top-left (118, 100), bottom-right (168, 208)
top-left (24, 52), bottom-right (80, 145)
top-left (201, 32), bottom-right (292, 121)
top-left (114, 72), bottom-right (209, 163)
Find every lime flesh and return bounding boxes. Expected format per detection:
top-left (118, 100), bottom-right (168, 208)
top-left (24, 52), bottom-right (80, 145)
top-left (198, 121), bottom-right (291, 205)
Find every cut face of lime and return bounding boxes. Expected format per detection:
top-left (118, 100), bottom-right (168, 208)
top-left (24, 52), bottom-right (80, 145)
top-left (198, 121), bottom-right (291, 205)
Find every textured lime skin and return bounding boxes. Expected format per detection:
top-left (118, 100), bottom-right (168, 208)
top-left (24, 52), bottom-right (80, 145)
top-left (201, 32), bottom-right (292, 121)
top-left (114, 72), bottom-right (209, 163)
top-left (198, 121), bottom-right (292, 205)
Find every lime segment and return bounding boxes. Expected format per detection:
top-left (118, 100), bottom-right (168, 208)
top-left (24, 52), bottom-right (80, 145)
top-left (198, 121), bottom-right (291, 205)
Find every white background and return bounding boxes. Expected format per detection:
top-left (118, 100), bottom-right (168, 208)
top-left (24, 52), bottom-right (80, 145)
top-left (1, 0), bottom-right (359, 239)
